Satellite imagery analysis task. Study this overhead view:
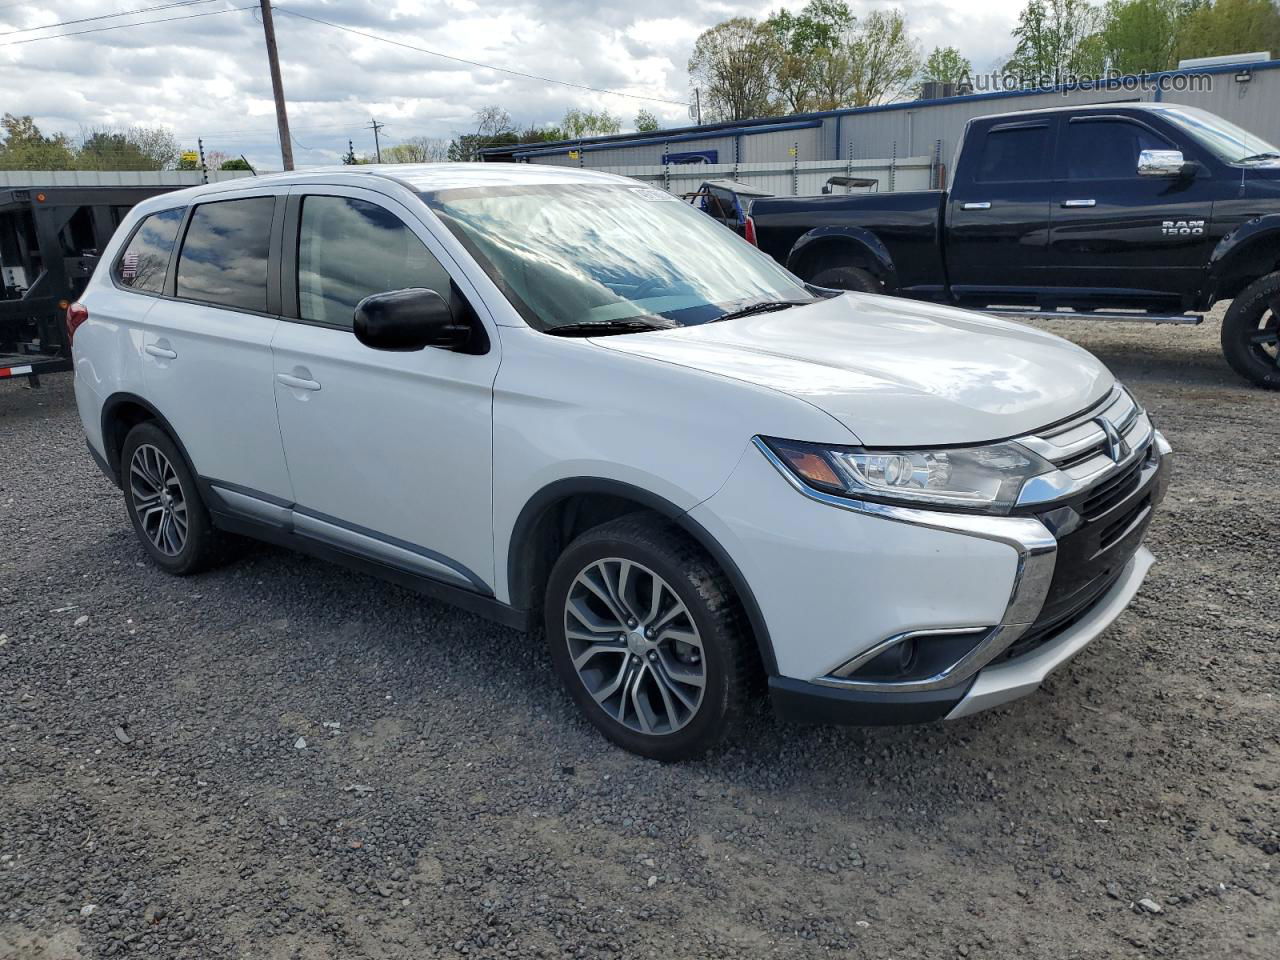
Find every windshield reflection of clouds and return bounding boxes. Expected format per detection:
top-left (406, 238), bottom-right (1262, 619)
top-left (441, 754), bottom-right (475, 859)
top-left (430, 186), bottom-right (805, 330)
top-left (1155, 106), bottom-right (1279, 162)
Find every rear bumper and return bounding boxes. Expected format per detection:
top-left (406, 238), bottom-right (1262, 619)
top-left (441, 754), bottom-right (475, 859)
top-left (770, 545), bottom-right (1154, 725)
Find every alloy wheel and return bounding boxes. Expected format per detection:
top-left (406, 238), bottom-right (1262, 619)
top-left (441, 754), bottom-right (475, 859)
top-left (129, 443), bottom-right (188, 557)
top-left (1246, 297), bottom-right (1280, 367)
top-left (563, 558), bottom-right (706, 736)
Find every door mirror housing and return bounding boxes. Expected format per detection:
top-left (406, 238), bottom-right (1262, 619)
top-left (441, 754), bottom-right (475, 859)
top-left (353, 288), bottom-right (470, 352)
top-left (1137, 149), bottom-right (1198, 179)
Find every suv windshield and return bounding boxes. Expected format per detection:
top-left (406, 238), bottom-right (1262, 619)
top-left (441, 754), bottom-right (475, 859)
top-left (423, 183), bottom-right (815, 333)
top-left (1153, 105), bottom-right (1280, 164)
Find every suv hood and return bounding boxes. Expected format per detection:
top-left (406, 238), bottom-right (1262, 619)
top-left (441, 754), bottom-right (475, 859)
top-left (593, 293), bottom-right (1113, 446)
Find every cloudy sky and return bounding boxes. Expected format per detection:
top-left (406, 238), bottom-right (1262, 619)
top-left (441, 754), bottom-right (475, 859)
top-left (0, 0), bottom-right (1029, 170)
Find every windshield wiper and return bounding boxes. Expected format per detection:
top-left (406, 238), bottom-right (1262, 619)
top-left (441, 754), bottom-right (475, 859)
top-left (1237, 152), bottom-right (1280, 163)
top-left (711, 299), bottom-right (808, 324)
top-left (543, 318), bottom-right (674, 337)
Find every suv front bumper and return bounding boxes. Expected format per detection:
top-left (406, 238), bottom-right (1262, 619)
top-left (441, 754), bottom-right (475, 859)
top-left (769, 544), bottom-right (1154, 725)
top-left (688, 422), bottom-right (1170, 727)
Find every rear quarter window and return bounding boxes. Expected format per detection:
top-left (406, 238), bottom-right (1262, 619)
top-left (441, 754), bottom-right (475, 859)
top-left (115, 208), bottom-right (185, 293)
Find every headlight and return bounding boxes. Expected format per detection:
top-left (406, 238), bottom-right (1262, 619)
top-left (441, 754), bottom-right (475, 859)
top-left (762, 437), bottom-right (1055, 514)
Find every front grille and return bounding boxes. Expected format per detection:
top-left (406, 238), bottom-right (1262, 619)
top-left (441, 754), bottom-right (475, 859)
top-left (1082, 452), bottom-right (1146, 519)
top-left (1010, 433), bottom-right (1169, 662)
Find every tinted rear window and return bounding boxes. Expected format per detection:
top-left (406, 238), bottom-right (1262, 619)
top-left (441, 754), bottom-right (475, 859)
top-left (974, 125), bottom-right (1050, 182)
top-left (176, 197), bottom-right (275, 312)
top-left (116, 208), bottom-right (184, 293)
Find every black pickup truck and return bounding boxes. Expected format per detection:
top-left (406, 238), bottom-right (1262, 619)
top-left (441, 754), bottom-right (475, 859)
top-left (747, 102), bottom-right (1280, 388)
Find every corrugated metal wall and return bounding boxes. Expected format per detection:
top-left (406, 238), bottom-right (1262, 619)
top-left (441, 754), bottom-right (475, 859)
top-left (517, 63), bottom-right (1280, 189)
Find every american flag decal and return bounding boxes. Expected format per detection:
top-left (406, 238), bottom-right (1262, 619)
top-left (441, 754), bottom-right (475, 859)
top-left (122, 252), bottom-right (139, 280)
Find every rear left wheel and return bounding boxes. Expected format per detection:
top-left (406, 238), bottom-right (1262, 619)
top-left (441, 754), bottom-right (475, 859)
top-left (544, 514), bottom-right (753, 761)
top-left (121, 422), bottom-right (226, 575)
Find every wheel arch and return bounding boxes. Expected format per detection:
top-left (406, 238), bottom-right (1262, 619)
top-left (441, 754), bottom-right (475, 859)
top-left (506, 477), bottom-right (778, 675)
top-left (100, 393), bottom-right (198, 487)
top-left (1205, 216), bottom-right (1280, 304)
top-left (785, 227), bottom-right (898, 290)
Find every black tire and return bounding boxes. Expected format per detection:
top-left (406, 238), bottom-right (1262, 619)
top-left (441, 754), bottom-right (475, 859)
top-left (1221, 272), bottom-right (1280, 389)
top-left (809, 264), bottom-right (881, 294)
top-left (120, 421), bottom-right (226, 575)
top-left (544, 514), bottom-right (754, 761)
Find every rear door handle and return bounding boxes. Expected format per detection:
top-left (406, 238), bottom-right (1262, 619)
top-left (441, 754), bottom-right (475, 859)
top-left (1061, 199), bottom-right (1097, 208)
top-left (276, 373), bottom-right (321, 392)
top-left (144, 344), bottom-right (177, 360)
top-left (961, 201), bottom-right (991, 210)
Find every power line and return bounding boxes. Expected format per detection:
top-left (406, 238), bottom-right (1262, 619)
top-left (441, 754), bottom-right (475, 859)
top-left (0, 5), bottom-right (254, 47)
top-left (0, 0), bottom-right (222, 38)
top-left (275, 7), bottom-right (690, 107)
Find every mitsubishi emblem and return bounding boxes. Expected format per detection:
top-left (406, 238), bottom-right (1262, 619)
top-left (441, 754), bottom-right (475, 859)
top-left (1096, 416), bottom-right (1129, 463)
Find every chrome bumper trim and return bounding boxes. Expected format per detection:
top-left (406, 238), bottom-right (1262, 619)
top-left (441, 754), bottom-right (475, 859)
top-left (945, 546), bottom-right (1155, 719)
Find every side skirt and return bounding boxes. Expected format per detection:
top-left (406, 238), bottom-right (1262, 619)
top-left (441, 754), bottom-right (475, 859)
top-left (207, 508), bottom-right (535, 634)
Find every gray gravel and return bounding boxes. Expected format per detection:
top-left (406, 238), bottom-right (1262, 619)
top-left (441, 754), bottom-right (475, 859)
top-left (2, 311), bottom-right (1277, 959)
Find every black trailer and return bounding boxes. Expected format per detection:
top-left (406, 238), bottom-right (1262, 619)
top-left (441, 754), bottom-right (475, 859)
top-left (0, 185), bottom-right (179, 385)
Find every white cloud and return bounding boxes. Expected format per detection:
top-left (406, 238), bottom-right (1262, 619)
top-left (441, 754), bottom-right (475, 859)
top-left (0, 0), bottom-right (1030, 170)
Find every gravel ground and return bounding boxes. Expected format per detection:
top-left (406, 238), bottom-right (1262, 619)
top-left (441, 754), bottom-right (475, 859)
top-left (1, 310), bottom-right (1277, 960)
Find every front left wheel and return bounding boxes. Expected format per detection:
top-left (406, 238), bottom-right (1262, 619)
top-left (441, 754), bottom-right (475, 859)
top-left (544, 514), bottom-right (754, 761)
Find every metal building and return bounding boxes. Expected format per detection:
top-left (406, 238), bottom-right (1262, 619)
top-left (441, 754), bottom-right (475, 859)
top-left (482, 57), bottom-right (1280, 182)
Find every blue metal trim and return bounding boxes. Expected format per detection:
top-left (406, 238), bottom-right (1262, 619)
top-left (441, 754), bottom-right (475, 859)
top-left (510, 120), bottom-right (823, 159)
top-left (487, 59), bottom-right (1280, 159)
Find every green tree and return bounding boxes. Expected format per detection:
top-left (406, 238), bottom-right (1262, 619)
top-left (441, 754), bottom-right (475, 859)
top-left (560, 109), bottom-right (622, 139)
top-left (1176, 0), bottom-right (1280, 62)
top-left (634, 109), bottom-right (660, 132)
top-left (688, 17), bottom-right (780, 121)
top-left (77, 126), bottom-right (180, 171)
top-left (1096, 0), bottom-right (1185, 73)
top-left (0, 114), bottom-right (74, 170)
top-left (921, 46), bottom-right (973, 86)
top-left (219, 157), bottom-right (254, 171)
top-left (764, 1), bottom-right (857, 112)
top-left (1005, 0), bottom-right (1106, 83)
top-left (447, 106), bottom-right (517, 161)
top-left (842, 9), bottom-right (922, 106)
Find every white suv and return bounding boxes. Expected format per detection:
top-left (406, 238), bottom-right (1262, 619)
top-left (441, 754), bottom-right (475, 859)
top-left (70, 164), bottom-right (1171, 760)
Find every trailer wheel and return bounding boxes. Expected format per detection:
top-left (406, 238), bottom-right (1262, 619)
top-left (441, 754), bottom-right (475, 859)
top-left (809, 265), bottom-right (881, 294)
top-left (1221, 272), bottom-right (1280, 390)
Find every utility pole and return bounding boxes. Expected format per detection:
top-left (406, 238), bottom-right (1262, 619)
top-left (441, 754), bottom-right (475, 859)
top-left (693, 88), bottom-right (702, 126)
top-left (367, 118), bottom-right (385, 163)
top-left (258, 0), bottom-right (294, 170)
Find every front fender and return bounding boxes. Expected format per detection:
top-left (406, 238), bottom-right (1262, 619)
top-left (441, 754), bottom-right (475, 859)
top-left (1205, 214), bottom-right (1280, 301)
top-left (786, 226), bottom-right (898, 289)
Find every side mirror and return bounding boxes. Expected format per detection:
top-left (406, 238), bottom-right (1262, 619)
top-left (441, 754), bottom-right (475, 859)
top-left (353, 288), bottom-right (470, 352)
top-left (1138, 149), bottom-right (1197, 179)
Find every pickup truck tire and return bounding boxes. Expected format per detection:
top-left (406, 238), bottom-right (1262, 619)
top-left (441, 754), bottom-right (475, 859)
top-left (544, 513), bottom-right (753, 761)
top-left (810, 265), bottom-right (881, 294)
top-left (1221, 272), bottom-right (1280, 389)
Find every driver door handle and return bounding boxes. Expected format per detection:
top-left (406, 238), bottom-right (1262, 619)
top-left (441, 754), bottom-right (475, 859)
top-left (277, 373), bottom-right (321, 392)
top-left (144, 344), bottom-right (177, 360)
top-left (1061, 199), bottom-right (1097, 208)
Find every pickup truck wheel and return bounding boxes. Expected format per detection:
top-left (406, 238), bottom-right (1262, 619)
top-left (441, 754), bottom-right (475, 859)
top-left (544, 514), bottom-right (752, 761)
top-left (1222, 272), bottom-right (1280, 389)
top-left (121, 422), bottom-right (226, 575)
top-left (810, 265), bottom-right (881, 294)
